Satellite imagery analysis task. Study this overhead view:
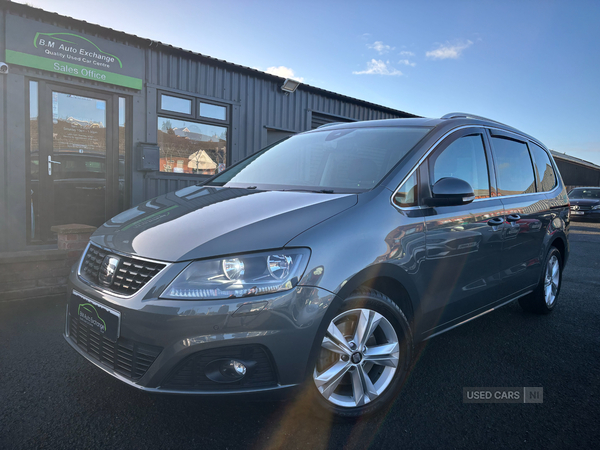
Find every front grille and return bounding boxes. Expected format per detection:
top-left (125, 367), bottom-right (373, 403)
top-left (574, 206), bottom-right (592, 211)
top-left (68, 314), bottom-right (162, 381)
top-left (161, 345), bottom-right (277, 391)
top-left (80, 243), bottom-right (166, 296)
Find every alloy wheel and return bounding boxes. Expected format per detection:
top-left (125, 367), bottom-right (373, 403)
top-left (313, 308), bottom-right (400, 408)
top-left (544, 255), bottom-right (560, 307)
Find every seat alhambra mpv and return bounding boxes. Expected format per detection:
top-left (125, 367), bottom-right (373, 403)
top-left (64, 113), bottom-right (569, 418)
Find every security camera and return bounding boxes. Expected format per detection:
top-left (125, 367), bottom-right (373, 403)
top-left (0, 63), bottom-right (8, 74)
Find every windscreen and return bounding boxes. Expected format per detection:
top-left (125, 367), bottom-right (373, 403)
top-left (569, 188), bottom-right (600, 199)
top-left (209, 126), bottom-right (432, 192)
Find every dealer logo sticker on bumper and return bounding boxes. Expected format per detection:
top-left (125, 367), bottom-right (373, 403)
top-left (69, 290), bottom-right (121, 342)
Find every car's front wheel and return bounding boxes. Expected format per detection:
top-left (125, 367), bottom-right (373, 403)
top-left (311, 288), bottom-right (413, 418)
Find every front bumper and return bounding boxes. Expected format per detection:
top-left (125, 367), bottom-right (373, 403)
top-left (64, 266), bottom-right (337, 395)
top-left (570, 209), bottom-right (600, 220)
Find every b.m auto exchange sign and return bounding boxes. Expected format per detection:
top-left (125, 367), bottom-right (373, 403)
top-left (5, 14), bottom-right (143, 90)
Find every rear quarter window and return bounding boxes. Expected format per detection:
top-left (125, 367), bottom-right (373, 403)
top-left (529, 142), bottom-right (557, 192)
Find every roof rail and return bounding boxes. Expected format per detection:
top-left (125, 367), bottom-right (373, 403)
top-left (441, 112), bottom-right (511, 128)
top-left (316, 122), bottom-right (348, 129)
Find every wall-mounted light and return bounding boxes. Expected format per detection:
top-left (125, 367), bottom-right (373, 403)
top-left (281, 78), bottom-right (300, 93)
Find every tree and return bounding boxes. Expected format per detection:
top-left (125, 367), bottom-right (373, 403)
top-left (161, 119), bottom-right (173, 132)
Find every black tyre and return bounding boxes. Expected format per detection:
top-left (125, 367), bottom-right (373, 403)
top-left (519, 246), bottom-right (562, 314)
top-left (310, 288), bottom-right (413, 418)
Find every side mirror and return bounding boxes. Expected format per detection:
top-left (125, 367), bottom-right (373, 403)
top-left (424, 177), bottom-right (475, 207)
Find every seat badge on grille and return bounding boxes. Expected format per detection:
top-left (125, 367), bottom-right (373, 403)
top-left (99, 255), bottom-right (120, 287)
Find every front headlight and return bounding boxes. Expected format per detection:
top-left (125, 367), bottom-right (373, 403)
top-left (161, 248), bottom-right (310, 300)
top-left (592, 205), bottom-right (600, 210)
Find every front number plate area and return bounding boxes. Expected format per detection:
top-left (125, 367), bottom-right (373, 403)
top-left (69, 290), bottom-right (121, 342)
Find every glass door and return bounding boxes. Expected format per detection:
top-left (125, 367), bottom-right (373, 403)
top-left (33, 83), bottom-right (120, 242)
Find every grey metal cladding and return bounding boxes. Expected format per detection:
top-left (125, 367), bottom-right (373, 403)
top-left (145, 47), bottom-right (408, 162)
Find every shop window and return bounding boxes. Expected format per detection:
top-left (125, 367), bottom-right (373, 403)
top-left (161, 94), bottom-right (192, 115)
top-left (157, 116), bottom-right (227, 175)
top-left (199, 102), bottom-right (226, 121)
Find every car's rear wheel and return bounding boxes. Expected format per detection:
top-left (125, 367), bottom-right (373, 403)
top-left (311, 288), bottom-right (412, 418)
top-left (519, 246), bottom-right (562, 314)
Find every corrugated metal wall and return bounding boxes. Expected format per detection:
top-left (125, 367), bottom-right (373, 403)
top-left (0, 3), bottom-right (416, 252)
top-left (139, 48), bottom-right (409, 202)
top-left (555, 159), bottom-right (600, 189)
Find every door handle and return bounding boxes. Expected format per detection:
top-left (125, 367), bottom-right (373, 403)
top-left (506, 214), bottom-right (521, 222)
top-left (48, 155), bottom-right (61, 176)
top-left (487, 217), bottom-right (504, 226)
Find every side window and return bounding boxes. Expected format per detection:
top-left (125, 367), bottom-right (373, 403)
top-left (430, 134), bottom-right (490, 199)
top-left (394, 172), bottom-right (418, 207)
top-left (529, 142), bottom-right (557, 192)
top-left (491, 137), bottom-right (536, 196)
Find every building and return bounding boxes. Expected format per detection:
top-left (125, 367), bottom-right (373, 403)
top-left (551, 151), bottom-right (600, 191)
top-left (0, 1), bottom-right (415, 263)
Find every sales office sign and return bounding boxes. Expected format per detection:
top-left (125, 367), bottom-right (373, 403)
top-left (5, 15), bottom-right (143, 90)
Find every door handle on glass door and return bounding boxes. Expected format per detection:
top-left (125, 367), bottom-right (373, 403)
top-left (48, 155), bottom-right (61, 176)
top-left (506, 214), bottom-right (521, 222)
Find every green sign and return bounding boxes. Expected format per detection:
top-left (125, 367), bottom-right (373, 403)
top-left (5, 14), bottom-right (143, 90)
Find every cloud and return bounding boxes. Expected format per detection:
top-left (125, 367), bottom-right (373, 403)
top-left (353, 59), bottom-right (403, 76)
top-left (367, 41), bottom-right (394, 55)
top-left (399, 50), bottom-right (415, 57)
top-left (398, 59), bottom-right (416, 67)
top-left (264, 66), bottom-right (304, 82)
top-left (426, 40), bottom-right (473, 60)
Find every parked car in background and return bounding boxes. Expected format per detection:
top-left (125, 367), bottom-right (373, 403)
top-left (64, 113), bottom-right (569, 419)
top-left (568, 187), bottom-right (600, 221)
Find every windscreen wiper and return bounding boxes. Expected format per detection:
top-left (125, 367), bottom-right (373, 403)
top-left (280, 188), bottom-right (336, 194)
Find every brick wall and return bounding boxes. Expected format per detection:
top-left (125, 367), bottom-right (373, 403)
top-left (0, 224), bottom-right (95, 301)
top-left (0, 249), bottom-right (79, 301)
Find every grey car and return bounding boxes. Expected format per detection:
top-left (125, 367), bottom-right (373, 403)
top-left (64, 113), bottom-right (569, 418)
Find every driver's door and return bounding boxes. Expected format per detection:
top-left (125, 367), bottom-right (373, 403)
top-left (417, 128), bottom-right (506, 335)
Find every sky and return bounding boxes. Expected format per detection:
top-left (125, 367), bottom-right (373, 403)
top-left (17, 0), bottom-right (600, 165)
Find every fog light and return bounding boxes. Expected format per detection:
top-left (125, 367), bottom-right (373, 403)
top-left (220, 360), bottom-right (247, 379)
top-left (205, 358), bottom-right (253, 383)
top-left (232, 360), bottom-right (247, 376)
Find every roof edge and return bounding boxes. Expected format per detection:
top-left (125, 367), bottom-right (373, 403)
top-left (551, 150), bottom-right (600, 170)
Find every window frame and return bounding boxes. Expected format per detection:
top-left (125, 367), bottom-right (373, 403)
top-left (158, 92), bottom-right (195, 118)
top-left (425, 127), bottom-right (494, 203)
top-left (390, 126), bottom-right (497, 211)
top-left (156, 90), bottom-right (231, 177)
top-left (390, 125), bottom-right (556, 213)
top-left (198, 100), bottom-right (228, 123)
